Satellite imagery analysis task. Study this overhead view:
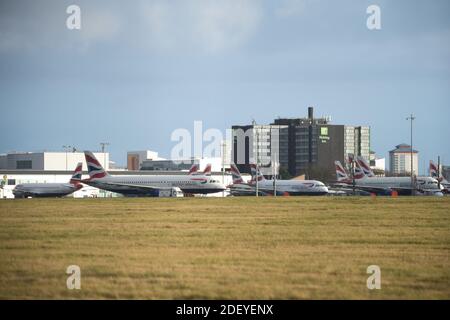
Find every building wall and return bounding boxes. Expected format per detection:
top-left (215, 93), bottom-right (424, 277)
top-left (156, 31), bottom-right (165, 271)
top-left (127, 154), bottom-right (140, 171)
top-left (45, 152), bottom-right (109, 171)
top-left (317, 125), bottom-right (345, 171)
top-left (359, 127), bottom-right (371, 160)
top-left (252, 125), bottom-right (283, 176)
top-left (127, 150), bottom-right (160, 170)
top-left (7, 153), bottom-right (45, 170)
top-left (373, 158), bottom-right (386, 171)
top-left (141, 157), bottom-right (225, 173)
top-left (232, 125), bottom-right (284, 175)
top-left (1, 152), bottom-right (109, 171)
top-left (442, 166), bottom-right (450, 181)
top-left (0, 155), bottom-right (7, 169)
top-left (294, 125), bottom-right (318, 172)
top-left (344, 126), bottom-right (370, 162)
top-left (390, 152), bottom-right (419, 175)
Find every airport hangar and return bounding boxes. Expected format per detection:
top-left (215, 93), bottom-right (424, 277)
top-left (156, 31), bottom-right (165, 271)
top-left (0, 151), bottom-right (237, 199)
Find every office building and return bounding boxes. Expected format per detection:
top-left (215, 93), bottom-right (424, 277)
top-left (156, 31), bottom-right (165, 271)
top-left (389, 144), bottom-right (419, 175)
top-left (231, 107), bottom-right (370, 176)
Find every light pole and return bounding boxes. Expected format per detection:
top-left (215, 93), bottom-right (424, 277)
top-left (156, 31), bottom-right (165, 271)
top-left (437, 156), bottom-right (441, 190)
top-left (62, 145), bottom-right (72, 171)
top-left (273, 152), bottom-right (277, 197)
top-left (100, 142), bottom-right (110, 170)
top-left (255, 132), bottom-right (258, 197)
top-left (221, 140), bottom-right (226, 197)
top-left (252, 120), bottom-right (259, 197)
top-left (348, 154), bottom-right (355, 195)
top-left (406, 114), bottom-right (415, 196)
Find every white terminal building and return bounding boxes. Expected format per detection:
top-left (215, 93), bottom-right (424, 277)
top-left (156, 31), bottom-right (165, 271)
top-left (0, 150), bottom-right (234, 199)
top-left (0, 151), bottom-right (109, 171)
top-left (369, 151), bottom-right (386, 175)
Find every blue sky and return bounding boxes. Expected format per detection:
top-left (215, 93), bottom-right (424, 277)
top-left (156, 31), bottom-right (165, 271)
top-left (1, 0), bottom-right (449, 173)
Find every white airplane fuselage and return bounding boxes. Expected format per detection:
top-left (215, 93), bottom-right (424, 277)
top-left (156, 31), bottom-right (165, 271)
top-left (231, 179), bottom-right (329, 196)
top-left (257, 179), bottom-right (329, 195)
top-left (84, 175), bottom-right (225, 196)
top-left (351, 176), bottom-right (443, 195)
top-left (13, 183), bottom-right (79, 198)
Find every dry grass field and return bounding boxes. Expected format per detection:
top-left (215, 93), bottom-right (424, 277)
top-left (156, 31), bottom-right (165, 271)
top-left (0, 197), bottom-right (449, 299)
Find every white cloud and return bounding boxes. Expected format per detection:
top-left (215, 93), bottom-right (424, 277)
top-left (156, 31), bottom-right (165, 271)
top-left (139, 0), bottom-right (263, 54)
top-left (0, 0), bottom-right (262, 54)
top-left (275, 0), bottom-right (308, 18)
top-left (81, 9), bottom-right (121, 42)
top-left (0, 2), bottom-right (121, 53)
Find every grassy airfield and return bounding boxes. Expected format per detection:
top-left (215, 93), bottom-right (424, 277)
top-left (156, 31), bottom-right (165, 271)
top-left (0, 196), bottom-right (449, 299)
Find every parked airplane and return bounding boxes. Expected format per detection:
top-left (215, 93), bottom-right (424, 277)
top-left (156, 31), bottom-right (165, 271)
top-left (82, 151), bottom-right (225, 196)
top-left (430, 160), bottom-right (450, 193)
top-left (334, 160), bottom-right (443, 196)
top-left (13, 163), bottom-right (83, 198)
top-left (232, 163), bottom-right (329, 196)
top-left (228, 164), bottom-right (262, 196)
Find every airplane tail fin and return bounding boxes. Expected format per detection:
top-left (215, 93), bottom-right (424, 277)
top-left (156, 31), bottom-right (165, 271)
top-left (203, 164), bottom-right (212, 176)
top-left (353, 161), bottom-right (366, 180)
top-left (250, 164), bottom-right (266, 183)
top-left (356, 156), bottom-right (375, 177)
top-left (69, 162), bottom-right (83, 185)
top-left (230, 163), bottom-right (244, 184)
top-left (430, 160), bottom-right (439, 179)
top-left (335, 161), bottom-right (349, 182)
top-left (84, 151), bottom-right (109, 180)
top-left (188, 164), bottom-right (199, 175)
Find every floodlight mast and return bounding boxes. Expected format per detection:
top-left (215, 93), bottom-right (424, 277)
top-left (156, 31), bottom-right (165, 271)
top-left (406, 114), bottom-right (415, 196)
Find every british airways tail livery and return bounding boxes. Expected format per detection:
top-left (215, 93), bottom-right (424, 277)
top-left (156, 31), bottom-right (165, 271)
top-left (85, 151), bottom-right (109, 180)
top-left (335, 161), bottom-right (350, 183)
top-left (356, 156), bottom-right (375, 177)
top-left (203, 164), bottom-right (212, 176)
top-left (188, 164), bottom-right (199, 175)
top-left (230, 163), bottom-right (244, 184)
top-left (353, 161), bottom-right (366, 180)
top-left (430, 160), bottom-right (450, 193)
top-left (250, 164), bottom-right (266, 183)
